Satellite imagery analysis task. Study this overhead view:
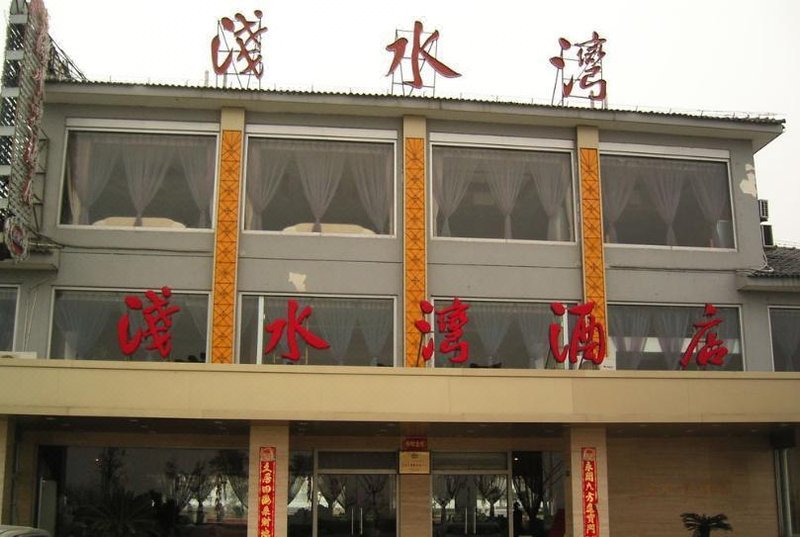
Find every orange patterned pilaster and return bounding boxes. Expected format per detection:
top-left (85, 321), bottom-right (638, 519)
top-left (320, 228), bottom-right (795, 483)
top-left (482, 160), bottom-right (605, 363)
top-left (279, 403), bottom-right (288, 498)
top-left (579, 147), bottom-right (608, 334)
top-left (211, 129), bottom-right (243, 364)
top-left (404, 137), bottom-right (427, 367)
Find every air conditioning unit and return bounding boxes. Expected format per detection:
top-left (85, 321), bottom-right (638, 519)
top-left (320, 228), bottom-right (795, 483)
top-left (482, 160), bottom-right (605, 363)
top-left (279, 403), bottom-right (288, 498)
top-left (758, 199), bottom-right (769, 222)
top-left (761, 224), bottom-right (775, 248)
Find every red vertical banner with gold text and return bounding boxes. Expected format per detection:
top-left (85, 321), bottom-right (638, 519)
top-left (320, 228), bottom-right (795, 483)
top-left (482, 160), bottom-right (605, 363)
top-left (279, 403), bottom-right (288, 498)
top-left (258, 447), bottom-right (276, 537)
top-left (582, 447), bottom-right (599, 537)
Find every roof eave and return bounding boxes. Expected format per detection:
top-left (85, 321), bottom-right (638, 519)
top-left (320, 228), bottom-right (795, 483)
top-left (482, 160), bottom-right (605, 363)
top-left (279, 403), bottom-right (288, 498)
top-left (43, 82), bottom-right (784, 150)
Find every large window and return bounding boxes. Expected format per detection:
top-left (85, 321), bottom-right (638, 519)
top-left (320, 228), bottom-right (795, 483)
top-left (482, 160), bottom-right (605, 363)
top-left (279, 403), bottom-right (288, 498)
top-left (431, 452), bottom-right (565, 537)
top-left (770, 308), bottom-right (800, 372)
top-left (0, 286), bottom-right (17, 350)
top-left (431, 145), bottom-right (574, 241)
top-left (600, 154), bottom-right (734, 248)
top-left (607, 304), bottom-right (742, 370)
top-left (50, 289), bottom-right (208, 362)
top-left (239, 295), bottom-right (394, 366)
top-left (38, 445), bottom-right (248, 537)
top-left (432, 300), bottom-right (569, 370)
top-left (61, 130), bottom-right (217, 229)
top-left (244, 137), bottom-right (395, 235)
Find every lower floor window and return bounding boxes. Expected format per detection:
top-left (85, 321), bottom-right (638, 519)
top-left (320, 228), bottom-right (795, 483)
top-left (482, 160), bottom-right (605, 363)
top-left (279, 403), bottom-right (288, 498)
top-left (37, 445), bottom-right (248, 537)
top-left (432, 300), bottom-right (569, 370)
top-left (770, 308), bottom-right (800, 372)
top-left (0, 286), bottom-right (16, 350)
top-left (239, 295), bottom-right (394, 366)
top-left (607, 304), bottom-right (743, 370)
top-left (50, 289), bottom-right (209, 362)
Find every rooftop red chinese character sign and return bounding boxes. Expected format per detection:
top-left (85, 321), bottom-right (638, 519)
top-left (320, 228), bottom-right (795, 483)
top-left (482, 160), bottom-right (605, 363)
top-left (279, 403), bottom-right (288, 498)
top-left (386, 20), bottom-right (461, 96)
top-left (211, 10), bottom-right (268, 89)
top-left (550, 31), bottom-right (608, 108)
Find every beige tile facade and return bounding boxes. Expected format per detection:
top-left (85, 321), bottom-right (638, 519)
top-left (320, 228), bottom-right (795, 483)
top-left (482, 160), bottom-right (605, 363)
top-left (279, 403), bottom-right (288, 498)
top-left (608, 435), bottom-right (779, 537)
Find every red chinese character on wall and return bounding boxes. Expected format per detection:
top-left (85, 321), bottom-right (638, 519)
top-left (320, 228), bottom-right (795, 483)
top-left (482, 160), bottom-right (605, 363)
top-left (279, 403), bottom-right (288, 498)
top-left (264, 299), bottom-right (329, 361)
top-left (386, 20), bottom-right (461, 90)
top-left (211, 10), bottom-right (268, 80)
top-left (117, 287), bottom-right (181, 358)
top-left (549, 302), bottom-right (606, 366)
top-left (550, 31), bottom-right (607, 106)
top-left (679, 304), bottom-right (729, 369)
top-left (414, 298), bottom-right (470, 364)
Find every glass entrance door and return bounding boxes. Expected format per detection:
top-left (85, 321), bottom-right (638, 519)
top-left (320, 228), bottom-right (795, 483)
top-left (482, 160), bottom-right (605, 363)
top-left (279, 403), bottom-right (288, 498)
top-left (316, 473), bottom-right (397, 537)
top-left (432, 474), bottom-right (508, 537)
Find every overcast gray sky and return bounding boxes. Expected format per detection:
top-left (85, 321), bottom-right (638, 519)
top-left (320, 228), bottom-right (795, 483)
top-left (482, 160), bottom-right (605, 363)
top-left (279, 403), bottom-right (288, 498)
top-left (15, 0), bottom-right (800, 243)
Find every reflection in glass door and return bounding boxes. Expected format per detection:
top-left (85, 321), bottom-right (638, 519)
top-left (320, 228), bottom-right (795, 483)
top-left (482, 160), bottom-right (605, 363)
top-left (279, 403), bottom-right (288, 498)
top-left (432, 474), bottom-right (508, 537)
top-left (316, 474), bottom-right (397, 537)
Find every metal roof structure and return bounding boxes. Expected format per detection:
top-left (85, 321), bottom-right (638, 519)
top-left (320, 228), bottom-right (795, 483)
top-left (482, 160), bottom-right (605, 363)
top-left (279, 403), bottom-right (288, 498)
top-left (44, 77), bottom-right (785, 127)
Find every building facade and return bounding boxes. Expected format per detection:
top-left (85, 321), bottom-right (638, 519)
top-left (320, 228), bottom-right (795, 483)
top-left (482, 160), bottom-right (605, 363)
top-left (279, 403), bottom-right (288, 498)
top-left (0, 77), bottom-right (799, 537)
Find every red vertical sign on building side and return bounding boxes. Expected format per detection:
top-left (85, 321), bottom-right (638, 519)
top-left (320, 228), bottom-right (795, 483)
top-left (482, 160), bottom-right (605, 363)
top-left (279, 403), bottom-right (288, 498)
top-left (581, 447), bottom-right (599, 537)
top-left (258, 447), bottom-right (276, 537)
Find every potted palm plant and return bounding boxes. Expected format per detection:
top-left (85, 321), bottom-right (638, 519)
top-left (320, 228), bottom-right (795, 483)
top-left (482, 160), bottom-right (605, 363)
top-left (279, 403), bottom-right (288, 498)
top-left (680, 513), bottom-right (733, 537)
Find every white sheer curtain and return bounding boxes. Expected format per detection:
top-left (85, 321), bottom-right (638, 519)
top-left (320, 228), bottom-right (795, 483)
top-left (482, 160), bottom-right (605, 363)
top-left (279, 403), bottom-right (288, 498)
top-left (600, 157), bottom-right (638, 243)
top-left (518, 304), bottom-right (553, 369)
top-left (688, 162), bottom-right (730, 247)
top-left (486, 157), bottom-right (528, 239)
top-left (644, 162), bottom-right (685, 246)
top-left (771, 310), bottom-right (800, 371)
top-left (246, 140), bottom-right (291, 230)
top-left (296, 142), bottom-right (347, 232)
top-left (177, 137), bottom-right (216, 228)
top-left (609, 306), bottom-right (651, 370)
top-left (432, 148), bottom-right (476, 237)
top-left (471, 303), bottom-right (515, 366)
top-left (653, 307), bottom-right (693, 370)
top-left (356, 301), bottom-right (392, 366)
top-left (314, 299), bottom-right (357, 365)
top-left (53, 293), bottom-right (116, 359)
top-left (66, 132), bottom-right (119, 224)
top-left (121, 135), bottom-right (174, 226)
top-left (531, 153), bottom-right (572, 241)
top-left (351, 145), bottom-right (393, 234)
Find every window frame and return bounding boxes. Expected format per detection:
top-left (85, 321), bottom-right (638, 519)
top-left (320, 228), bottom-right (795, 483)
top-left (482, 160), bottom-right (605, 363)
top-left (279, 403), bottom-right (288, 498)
top-left (236, 292), bottom-right (397, 366)
top-left (242, 125), bottom-right (399, 238)
top-left (606, 301), bottom-right (745, 371)
top-left (428, 132), bottom-right (578, 244)
top-left (598, 142), bottom-right (737, 251)
top-left (47, 286), bottom-right (211, 362)
top-left (58, 118), bottom-right (220, 232)
top-left (768, 306), bottom-right (800, 372)
top-left (0, 284), bottom-right (20, 351)
top-left (428, 296), bottom-right (572, 370)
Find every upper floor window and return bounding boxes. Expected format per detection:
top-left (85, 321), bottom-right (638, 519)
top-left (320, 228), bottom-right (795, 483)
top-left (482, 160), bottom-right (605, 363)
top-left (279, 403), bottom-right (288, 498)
top-left (244, 137), bottom-right (395, 235)
top-left (770, 308), bottom-right (800, 372)
top-left (61, 130), bottom-right (217, 229)
top-left (600, 154), bottom-right (734, 248)
top-left (608, 304), bottom-right (742, 370)
top-left (0, 287), bottom-right (17, 350)
top-left (50, 289), bottom-right (208, 362)
top-left (431, 145), bottom-right (574, 241)
top-left (239, 294), bottom-right (394, 366)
